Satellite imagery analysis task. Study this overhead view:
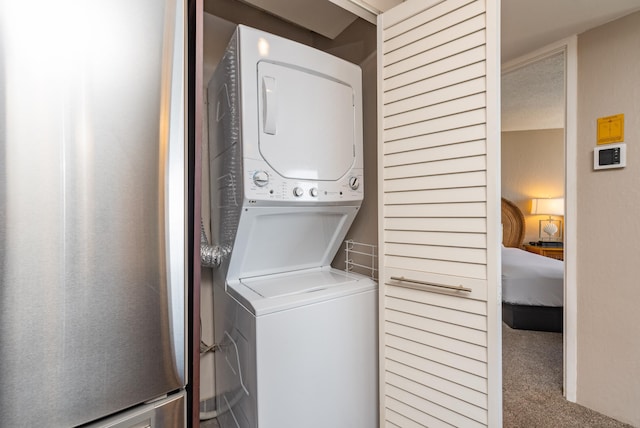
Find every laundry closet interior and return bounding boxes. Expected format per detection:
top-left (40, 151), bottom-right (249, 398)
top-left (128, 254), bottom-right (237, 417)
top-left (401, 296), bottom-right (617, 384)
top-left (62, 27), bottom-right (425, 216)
top-left (198, 0), bottom-right (383, 424)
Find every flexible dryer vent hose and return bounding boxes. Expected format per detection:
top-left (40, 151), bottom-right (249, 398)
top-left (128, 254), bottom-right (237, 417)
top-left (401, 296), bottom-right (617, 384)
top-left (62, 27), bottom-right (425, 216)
top-left (200, 220), bottom-right (223, 268)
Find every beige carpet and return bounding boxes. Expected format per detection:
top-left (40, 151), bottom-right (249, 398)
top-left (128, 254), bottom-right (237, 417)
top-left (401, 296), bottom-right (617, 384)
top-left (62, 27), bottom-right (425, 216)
top-left (503, 322), bottom-right (633, 427)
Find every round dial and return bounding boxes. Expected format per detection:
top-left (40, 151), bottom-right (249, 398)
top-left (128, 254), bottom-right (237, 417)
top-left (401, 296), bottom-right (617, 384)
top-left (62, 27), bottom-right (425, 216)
top-left (348, 176), bottom-right (360, 190)
top-left (310, 188), bottom-right (318, 197)
top-left (252, 171), bottom-right (269, 187)
top-left (293, 187), bottom-right (304, 197)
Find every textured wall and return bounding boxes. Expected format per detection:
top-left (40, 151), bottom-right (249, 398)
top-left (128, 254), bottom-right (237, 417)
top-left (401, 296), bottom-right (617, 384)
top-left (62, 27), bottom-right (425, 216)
top-left (501, 129), bottom-right (564, 244)
top-left (576, 10), bottom-right (640, 426)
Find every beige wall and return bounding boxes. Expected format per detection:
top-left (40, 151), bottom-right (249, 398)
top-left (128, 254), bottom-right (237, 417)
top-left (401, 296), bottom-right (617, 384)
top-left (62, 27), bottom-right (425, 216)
top-left (332, 51), bottom-right (378, 273)
top-left (576, 11), bottom-right (640, 426)
top-left (501, 129), bottom-right (564, 244)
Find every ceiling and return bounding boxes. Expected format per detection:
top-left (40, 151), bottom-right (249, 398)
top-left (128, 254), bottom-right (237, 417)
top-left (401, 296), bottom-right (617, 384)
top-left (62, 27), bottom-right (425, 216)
top-left (501, 52), bottom-right (565, 132)
top-left (501, 0), bottom-right (640, 63)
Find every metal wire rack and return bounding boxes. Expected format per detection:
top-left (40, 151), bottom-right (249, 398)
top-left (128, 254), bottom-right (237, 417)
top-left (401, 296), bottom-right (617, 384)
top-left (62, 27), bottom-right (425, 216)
top-left (344, 240), bottom-right (378, 280)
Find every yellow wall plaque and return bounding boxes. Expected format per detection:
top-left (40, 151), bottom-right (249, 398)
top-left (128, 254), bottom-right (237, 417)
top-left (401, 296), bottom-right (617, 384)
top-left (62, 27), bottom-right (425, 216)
top-left (597, 114), bottom-right (624, 144)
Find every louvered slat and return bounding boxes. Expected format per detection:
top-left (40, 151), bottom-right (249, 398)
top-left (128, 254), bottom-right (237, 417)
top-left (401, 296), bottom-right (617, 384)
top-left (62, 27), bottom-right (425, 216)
top-left (384, 187), bottom-right (486, 207)
top-left (385, 201), bottom-right (486, 218)
top-left (384, 28), bottom-right (486, 78)
top-left (385, 109), bottom-right (486, 142)
top-left (385, 156), bottom-right (487, 179)
top-left (384, 230), bottom-right (487, 248)
top-left (386, 296), bottom-right (486, 327)
top-left (385, 242), bottom-right (486, 264)
top-left (386, 384), bottom-right (486, 428)
top-left (385, 62), bottom-right (486, 104)
top-left (385, 309), bottom-right (487, 346)
top-left (386, 347), bottom-right (488, 393)
top-left (384, 140), bottom-right (486, 167)
top-left (384, 171), bottom-right (486, 192)
top-left (385, 395), bottom-right (456, 428)
top-left (383, 2), bottom-right (486, 63)
top-left (386, 322), bottom-right (487, 361)
top-left (385, 77), bottom-right (486, 117)
top-left (387, 372), bottom-right (488, 423)
top-left (382, 0), bottom-right (475, 40)
top-left (386, 359), bottom-right (487, 408)
top-left (384, 124), bottom-right (486, 154)
top-left (385, 255), bottom-right (487, 279)
top-left (385, 93), bottom-right (486, 129)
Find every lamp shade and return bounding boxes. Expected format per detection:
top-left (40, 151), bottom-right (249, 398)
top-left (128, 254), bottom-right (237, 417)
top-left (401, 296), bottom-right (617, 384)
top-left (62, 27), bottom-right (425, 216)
top-left (531, 198), bottom-right (564, 216)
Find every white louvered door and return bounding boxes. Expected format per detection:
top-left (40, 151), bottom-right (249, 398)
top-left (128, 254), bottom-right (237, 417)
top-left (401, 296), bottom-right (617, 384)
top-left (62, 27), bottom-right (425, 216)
top-left (377, 0), bottom-right (501, 427)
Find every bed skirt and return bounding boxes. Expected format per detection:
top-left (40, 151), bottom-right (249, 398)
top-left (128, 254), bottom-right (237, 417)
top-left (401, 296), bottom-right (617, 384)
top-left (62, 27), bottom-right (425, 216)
top-left (502, 303), bottom-right (563, 333)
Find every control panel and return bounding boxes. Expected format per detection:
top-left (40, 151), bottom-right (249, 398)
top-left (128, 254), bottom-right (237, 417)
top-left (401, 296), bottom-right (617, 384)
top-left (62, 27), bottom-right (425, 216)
top-left (594, 143), bottom-right (626, 170)
top-left (244, 158), bottom-right (363, 203)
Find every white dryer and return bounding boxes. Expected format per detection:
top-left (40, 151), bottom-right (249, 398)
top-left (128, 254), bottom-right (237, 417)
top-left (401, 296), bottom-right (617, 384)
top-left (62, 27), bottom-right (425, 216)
top-left (208, 25), bottom-right (377, 428)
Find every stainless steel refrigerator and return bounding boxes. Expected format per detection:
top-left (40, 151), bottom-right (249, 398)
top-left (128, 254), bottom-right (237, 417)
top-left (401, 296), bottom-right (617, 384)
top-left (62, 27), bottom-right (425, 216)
top-left (0, 0), bottom-right (187, 426)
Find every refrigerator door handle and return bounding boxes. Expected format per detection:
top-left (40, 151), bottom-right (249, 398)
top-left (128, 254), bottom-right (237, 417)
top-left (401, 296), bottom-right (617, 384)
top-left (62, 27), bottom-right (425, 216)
top-left (161, 0), bottom-right (186, 385)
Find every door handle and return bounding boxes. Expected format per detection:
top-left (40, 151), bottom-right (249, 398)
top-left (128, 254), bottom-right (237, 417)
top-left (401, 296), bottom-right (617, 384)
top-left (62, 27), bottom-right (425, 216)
top-left (262, 76), bottom-right (277, 135)
top-left (390, 276), bottom-right (472, 293)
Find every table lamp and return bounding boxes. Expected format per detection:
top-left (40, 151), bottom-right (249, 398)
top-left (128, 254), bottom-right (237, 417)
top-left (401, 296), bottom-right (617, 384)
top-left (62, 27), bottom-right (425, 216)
top-left (531, 198), bottom-right (564, 241)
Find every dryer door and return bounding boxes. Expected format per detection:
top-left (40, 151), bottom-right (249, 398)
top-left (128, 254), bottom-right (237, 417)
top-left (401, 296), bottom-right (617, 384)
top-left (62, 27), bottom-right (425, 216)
top-left (257, 61), bottom-right (356, 181)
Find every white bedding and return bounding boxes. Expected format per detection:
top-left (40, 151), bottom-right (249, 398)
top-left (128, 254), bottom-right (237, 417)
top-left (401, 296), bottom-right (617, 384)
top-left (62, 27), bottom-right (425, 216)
top-left (501, 246), bottom-right (564, 307)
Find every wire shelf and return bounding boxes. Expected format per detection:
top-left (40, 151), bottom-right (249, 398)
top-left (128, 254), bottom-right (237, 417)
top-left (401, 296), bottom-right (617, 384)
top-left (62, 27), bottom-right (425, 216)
top-left (344, 239), bottom-right (378, 280)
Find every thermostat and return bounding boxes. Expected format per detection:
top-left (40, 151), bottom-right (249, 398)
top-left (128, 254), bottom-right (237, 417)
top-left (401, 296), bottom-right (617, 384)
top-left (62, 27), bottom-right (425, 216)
top-left (594, 143), bottom-right (626, 170)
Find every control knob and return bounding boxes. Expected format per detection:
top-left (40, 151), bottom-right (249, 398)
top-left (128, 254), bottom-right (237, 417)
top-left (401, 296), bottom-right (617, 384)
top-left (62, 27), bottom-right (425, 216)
top-left (293, 187), bottom-right (304, 197)
top-left (348, 176), bottom-right (360, 190)
top-left (252, 171), bottom-right (269, 187)
top-left (310, 188), bottom-right (318, 197)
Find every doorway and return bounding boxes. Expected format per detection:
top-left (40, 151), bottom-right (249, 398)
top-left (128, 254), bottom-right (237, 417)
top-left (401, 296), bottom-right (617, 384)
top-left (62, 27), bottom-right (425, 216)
top-left (500, 37), bottom-right (578, 405)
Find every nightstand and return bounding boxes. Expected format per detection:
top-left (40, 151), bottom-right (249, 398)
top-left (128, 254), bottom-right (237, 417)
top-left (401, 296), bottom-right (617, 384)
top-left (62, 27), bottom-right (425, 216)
top-left (523, 244), bottom-right (564, 261)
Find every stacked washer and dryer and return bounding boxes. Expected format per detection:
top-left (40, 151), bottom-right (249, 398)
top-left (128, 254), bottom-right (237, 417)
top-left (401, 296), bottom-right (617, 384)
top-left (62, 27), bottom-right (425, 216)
top-left (207, 25), bottom-right (377, 428)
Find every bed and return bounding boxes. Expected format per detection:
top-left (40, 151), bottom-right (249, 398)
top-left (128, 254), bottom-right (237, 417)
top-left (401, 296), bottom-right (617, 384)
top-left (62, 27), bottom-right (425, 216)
top-left (501, 198), bottom-right (564, 332)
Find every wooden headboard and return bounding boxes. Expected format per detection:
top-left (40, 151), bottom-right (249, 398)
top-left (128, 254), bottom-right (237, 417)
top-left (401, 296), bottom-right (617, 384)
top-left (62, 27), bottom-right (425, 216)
top-left (501, 198), bottom-right (525, 248)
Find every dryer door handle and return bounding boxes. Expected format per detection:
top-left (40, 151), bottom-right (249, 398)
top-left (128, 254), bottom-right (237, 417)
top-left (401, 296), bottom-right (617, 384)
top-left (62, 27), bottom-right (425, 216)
top-left (262, 76), bottom-right (277, 135)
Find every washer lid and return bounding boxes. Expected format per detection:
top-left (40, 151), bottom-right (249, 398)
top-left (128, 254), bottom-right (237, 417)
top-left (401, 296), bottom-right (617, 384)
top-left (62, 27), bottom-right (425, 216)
top-left (242, 269), bottom-right (356, 299)
top-left (257, 61), bottom-right (356, 181)
top-left (228, 267), bottom-right (377, 316)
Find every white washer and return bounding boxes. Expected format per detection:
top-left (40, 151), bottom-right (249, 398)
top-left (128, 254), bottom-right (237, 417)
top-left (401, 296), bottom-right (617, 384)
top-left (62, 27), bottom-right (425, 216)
top-left (215, 267), bottom-right (376, 428)
top-left (208, 25), bottom-right (377, 428)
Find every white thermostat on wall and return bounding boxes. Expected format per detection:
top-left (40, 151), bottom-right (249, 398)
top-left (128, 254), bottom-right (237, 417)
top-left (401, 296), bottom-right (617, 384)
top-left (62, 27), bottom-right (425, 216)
top-left (593, 143), bottom-right (626, 170)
